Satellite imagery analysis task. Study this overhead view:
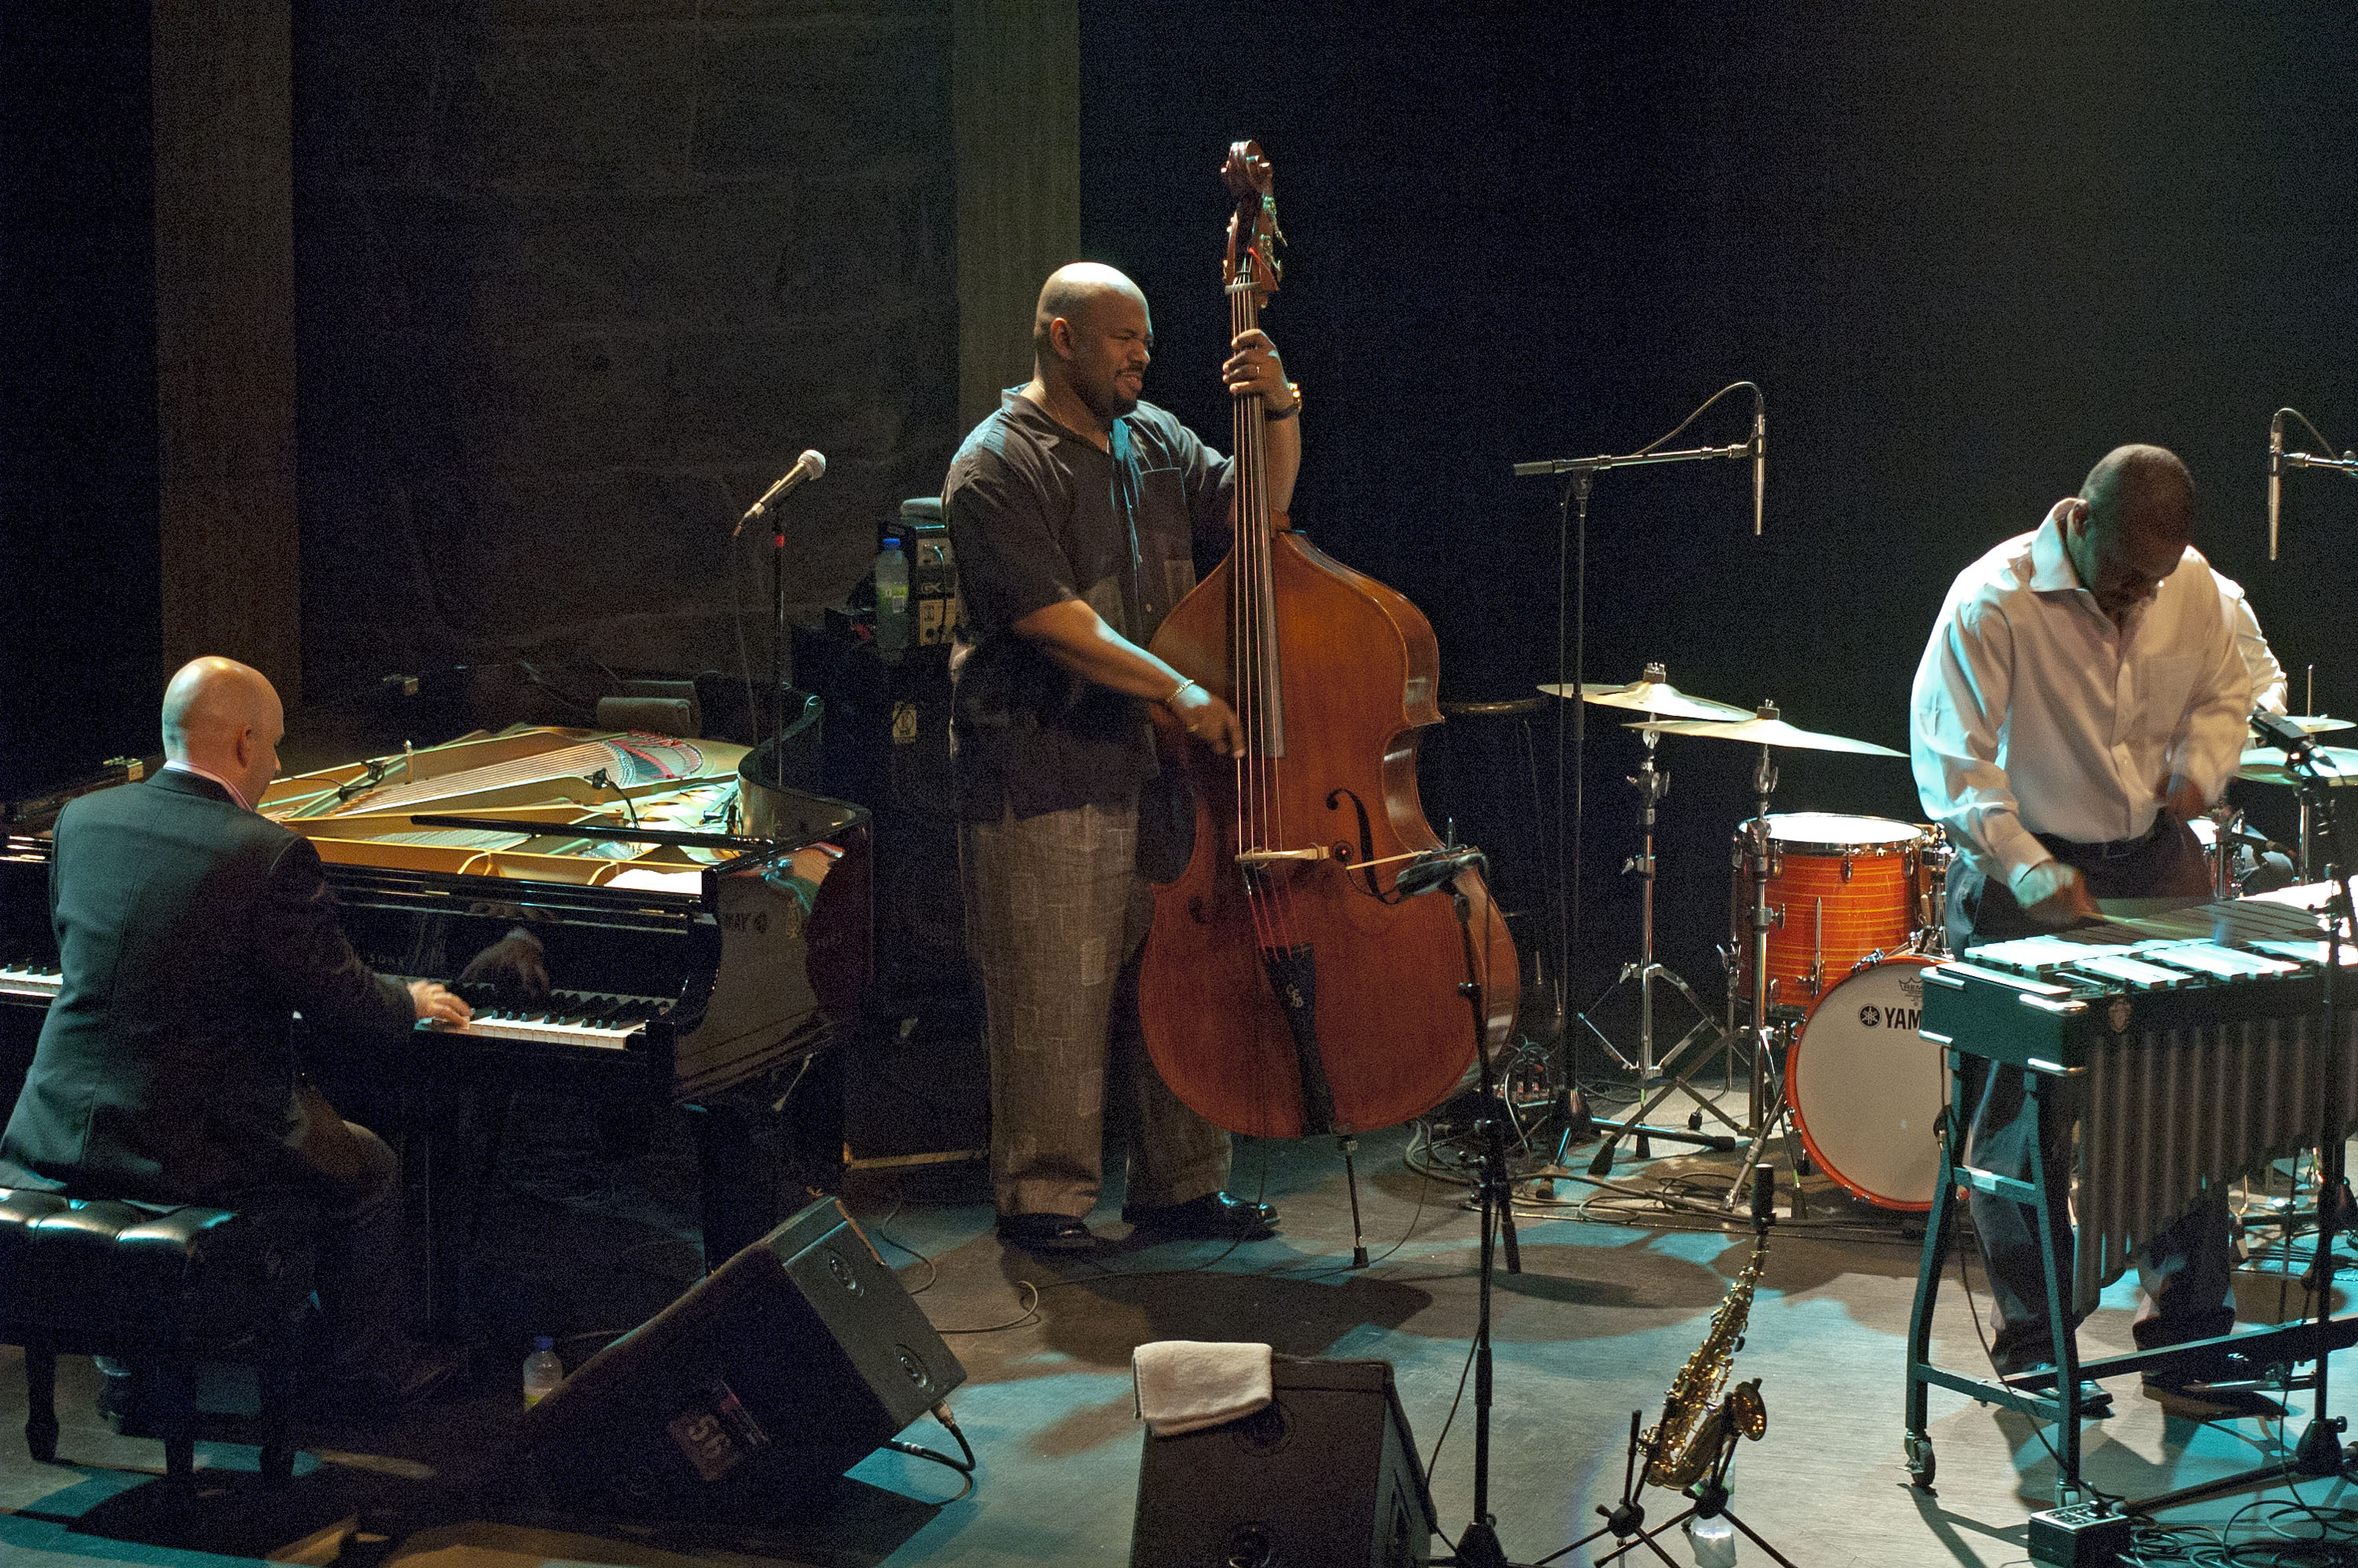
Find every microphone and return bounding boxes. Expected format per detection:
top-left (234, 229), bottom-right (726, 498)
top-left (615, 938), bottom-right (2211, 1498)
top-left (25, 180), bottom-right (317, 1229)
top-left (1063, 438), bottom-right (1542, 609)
top-left (735, 449), bottom-right (827, 537)
top-left (1395, 846), bottom-right (1485, 898)
top-left (2253, 710), bottom-right (2316, 759)
top-left (2268, 411), bottom-right (2283, 561)
top-left (1750, 396), bottom-right (1766, 536)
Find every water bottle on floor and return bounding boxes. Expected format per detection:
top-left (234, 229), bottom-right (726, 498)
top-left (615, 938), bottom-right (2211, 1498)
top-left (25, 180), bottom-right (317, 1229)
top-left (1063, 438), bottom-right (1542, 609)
top-left (1688, 1509), bottom-right (1737, 1567)
top-left (523, 1335), bottom-right (563, 1408)
top-left (873, 536), bottom-right (911, 656)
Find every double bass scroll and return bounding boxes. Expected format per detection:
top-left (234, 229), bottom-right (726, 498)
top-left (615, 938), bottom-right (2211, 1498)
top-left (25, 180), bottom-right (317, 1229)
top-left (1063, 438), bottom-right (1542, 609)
top-left (1137, 141), bottom-right (1518, 1140)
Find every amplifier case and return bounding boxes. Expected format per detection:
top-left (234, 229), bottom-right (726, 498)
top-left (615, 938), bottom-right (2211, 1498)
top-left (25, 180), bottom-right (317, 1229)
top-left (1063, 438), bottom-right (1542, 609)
top-left (1130, 1356), bottom-right (1438, 1568)
top-left (519, 1195), bottom-right (964, 1515)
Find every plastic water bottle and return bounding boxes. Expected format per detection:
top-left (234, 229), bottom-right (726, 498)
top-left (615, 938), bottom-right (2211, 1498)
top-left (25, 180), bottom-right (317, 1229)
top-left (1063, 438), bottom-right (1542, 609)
top-left (1688, 1511), bottom-right (1737, 1567)
top-left (523, 1335), bottom-right (563, 1408)
top-left (873, 538), bottom-right (911, 656)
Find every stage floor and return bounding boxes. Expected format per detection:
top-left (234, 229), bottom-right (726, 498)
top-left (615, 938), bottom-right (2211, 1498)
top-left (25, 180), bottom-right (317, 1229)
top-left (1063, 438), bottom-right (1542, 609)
top-left (3, 1085), bottom-right (2356, 1567)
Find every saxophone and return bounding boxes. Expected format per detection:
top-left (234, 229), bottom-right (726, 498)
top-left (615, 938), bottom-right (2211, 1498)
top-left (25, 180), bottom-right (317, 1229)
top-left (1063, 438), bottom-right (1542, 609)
top-left (1639, 1221), bottom-right (1772, 1491)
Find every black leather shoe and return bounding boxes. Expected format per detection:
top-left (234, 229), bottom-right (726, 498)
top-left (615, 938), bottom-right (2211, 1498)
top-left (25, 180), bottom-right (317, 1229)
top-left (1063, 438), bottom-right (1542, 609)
top-left (95, 1368), bottom-right (142, 1430)
top-left (1122, 1192), bottom-right (1279, 1240)
top-left (2141, 1349), bottom-right (2267, 1397)
top-left (996, 1213), bottom-right (1098, 1253)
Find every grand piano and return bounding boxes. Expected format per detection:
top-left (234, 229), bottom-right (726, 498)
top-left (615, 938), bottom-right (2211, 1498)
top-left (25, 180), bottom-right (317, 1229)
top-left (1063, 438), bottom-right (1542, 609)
top-left (0, 724), bottom-right (871, 1264)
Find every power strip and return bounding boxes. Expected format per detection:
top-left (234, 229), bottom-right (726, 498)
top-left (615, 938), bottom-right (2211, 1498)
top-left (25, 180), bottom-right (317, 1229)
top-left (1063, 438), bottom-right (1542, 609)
top-left (2028, 1503), bottom-right (2132, 1567)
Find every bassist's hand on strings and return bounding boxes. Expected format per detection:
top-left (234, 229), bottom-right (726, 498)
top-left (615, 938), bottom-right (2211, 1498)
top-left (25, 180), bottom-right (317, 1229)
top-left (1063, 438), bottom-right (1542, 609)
top-left (1222, 329), bottom-right (1294, 409)
top-left (1167, 680), bottom-right (1246, 758)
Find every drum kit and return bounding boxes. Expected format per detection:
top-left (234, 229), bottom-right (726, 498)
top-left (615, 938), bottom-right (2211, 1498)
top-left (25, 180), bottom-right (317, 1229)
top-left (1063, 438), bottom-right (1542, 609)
top-left (1544, 665), bottom-right (1950, 1214)
top-left (1552, 666), bottom-right (2358, 1217)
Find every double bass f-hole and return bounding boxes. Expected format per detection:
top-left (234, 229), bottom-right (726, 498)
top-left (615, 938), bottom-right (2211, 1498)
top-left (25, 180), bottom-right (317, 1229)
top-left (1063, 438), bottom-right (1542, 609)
top-left (1324, 787), bottom-right (1389, 901)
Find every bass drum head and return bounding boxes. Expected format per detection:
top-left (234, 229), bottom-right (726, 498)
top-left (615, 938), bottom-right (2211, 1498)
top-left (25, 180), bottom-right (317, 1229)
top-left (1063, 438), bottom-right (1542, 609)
top-left (1784, 955), bottom-right (1946, 1211)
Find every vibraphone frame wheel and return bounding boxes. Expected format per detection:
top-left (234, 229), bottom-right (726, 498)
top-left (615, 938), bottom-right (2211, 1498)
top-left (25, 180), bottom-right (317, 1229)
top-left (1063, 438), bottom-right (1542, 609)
top-left (1904, 1434), bottom-right (1935, 1489)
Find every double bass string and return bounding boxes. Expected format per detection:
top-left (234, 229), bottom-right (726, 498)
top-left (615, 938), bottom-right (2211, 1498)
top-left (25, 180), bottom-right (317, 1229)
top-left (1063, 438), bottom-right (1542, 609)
top-left (1232, 251), bottom-right (1300, 962)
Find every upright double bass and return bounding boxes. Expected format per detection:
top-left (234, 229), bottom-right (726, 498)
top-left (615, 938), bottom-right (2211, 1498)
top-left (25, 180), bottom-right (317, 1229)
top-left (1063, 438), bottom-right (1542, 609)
top-left (1140, 141), bottom-right (1518, 1140)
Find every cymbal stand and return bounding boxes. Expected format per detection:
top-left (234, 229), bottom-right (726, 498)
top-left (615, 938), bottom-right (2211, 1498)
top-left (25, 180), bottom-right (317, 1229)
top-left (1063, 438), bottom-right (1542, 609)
top-left (1579, 730), bottom-right (1743, 1170)
top-left (1721, 740), bottom-right (1810, 1214)
top-left (1585, 734), bottom-right (1765, 1177)
top-left (1578, 724), bottom-right (1722, 1076)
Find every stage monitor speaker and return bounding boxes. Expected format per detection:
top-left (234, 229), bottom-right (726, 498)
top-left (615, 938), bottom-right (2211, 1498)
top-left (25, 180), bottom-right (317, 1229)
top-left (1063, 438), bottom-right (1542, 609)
top-left (1130, 1356), bottom-right (1438, 1568)
top-left (518, 1195), bottom-right (965, 1517)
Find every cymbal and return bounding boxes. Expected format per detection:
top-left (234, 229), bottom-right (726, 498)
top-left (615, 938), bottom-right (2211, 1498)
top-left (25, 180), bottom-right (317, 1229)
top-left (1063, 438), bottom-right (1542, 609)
top-left (2282, 714), bottom-right (2354, 736)
top-left (1537, 676), bottom-right (1754, 723)
top-left (1630, 708), bottom-right (1907, 758)
top-left (2238, 744), bottom-right (2358, 787)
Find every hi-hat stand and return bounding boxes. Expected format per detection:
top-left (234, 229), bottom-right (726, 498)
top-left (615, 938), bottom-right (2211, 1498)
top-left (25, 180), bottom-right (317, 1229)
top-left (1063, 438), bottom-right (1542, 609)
top-left (1578, 717), bottom-right (1724, 1079)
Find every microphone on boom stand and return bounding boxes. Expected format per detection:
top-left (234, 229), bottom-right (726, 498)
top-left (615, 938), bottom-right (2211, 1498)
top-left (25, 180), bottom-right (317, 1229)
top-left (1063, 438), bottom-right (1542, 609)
top-left (2269, 410), bottom-right (2284, 560)
top-left (1750, 395), bottom-right (1766, 536)
top-left (734, 448), bottom-right (827, 538)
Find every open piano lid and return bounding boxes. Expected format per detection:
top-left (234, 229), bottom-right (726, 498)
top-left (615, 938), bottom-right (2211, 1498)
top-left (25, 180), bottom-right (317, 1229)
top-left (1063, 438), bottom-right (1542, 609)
top-left (262, 725), bottom-right (854, 890)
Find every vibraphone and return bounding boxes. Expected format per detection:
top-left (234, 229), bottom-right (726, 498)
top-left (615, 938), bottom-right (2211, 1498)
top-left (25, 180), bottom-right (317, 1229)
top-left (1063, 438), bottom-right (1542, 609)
top-left (1901, 890), bottom-right (2358, 1498)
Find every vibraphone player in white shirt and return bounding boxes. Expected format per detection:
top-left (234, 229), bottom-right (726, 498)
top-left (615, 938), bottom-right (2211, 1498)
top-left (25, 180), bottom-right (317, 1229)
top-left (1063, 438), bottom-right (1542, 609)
top-left (1910, 444), bottom-right (2253, 1405)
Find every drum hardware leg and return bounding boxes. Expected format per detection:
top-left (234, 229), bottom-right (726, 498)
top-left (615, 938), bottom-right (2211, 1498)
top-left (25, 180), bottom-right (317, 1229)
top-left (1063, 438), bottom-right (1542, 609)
top-left (1720, 1073), bottom-right (1803, 1218)
top-left (1339, 1134), bottom-right (1370, 1269)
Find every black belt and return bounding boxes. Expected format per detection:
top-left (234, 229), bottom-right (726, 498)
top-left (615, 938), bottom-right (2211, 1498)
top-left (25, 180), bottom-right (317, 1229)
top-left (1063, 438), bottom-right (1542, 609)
top-left (2034, 815), bottom-right (2173, 863)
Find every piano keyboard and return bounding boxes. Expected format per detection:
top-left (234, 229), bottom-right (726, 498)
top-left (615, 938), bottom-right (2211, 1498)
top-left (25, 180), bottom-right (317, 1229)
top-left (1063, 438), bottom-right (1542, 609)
top-left (413, 986), bottom-right (671, 1054)
top-left (0, 964), bottom-right (61, 1004)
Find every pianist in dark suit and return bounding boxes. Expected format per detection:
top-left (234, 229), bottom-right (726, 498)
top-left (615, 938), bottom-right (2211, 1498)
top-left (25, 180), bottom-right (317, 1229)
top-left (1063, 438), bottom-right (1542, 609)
top-left (1910, 445), bottom-right (2252, 1399)
top-left (0, 656), bottom-right (471, 1405)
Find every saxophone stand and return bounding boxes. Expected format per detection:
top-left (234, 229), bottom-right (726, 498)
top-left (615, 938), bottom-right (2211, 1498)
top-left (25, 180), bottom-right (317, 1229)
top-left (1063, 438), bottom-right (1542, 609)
top-left (1427, 855), bottom-right (1519, 1568)
top-left (1542, 1170), bottom-right (1798, 1568)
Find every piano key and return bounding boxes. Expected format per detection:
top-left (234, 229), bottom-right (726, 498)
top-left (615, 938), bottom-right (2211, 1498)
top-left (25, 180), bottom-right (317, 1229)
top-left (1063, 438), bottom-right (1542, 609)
top-left (424, 1014), bottom-right (644, 1051)
top-left (0, 964), bottom-right (63, 1002)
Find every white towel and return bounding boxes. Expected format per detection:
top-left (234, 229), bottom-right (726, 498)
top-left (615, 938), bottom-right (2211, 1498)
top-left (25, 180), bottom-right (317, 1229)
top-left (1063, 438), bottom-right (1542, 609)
top-left (1132, 1340), bottom-right (1274, 1437)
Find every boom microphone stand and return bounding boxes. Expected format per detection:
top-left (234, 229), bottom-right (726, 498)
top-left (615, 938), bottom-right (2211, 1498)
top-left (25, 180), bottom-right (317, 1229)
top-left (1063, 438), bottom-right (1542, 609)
top-left (2267, 406), bottom-right (2358, 560)
top-left (1512, 382), bottom-right (1765, 1159)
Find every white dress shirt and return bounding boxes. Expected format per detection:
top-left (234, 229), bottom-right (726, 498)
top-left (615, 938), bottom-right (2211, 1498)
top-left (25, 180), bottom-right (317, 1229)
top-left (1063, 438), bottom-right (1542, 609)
top-left (1910, 501), bottom-right (2250, 890)
top-left (160, 758), bottom-right (255, 813)
top-left (2210, 567), bottom-right (2290, 715)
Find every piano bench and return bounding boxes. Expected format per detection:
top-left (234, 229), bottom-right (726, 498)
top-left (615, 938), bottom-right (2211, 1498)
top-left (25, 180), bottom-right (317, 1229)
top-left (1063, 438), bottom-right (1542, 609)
top-left (0, 1188), bottom-right (318, 1489)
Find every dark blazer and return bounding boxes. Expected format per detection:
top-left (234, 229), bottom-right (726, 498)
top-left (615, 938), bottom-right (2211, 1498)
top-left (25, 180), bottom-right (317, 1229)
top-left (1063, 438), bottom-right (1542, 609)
top-left (0, 768), bottom-right (413, 1203)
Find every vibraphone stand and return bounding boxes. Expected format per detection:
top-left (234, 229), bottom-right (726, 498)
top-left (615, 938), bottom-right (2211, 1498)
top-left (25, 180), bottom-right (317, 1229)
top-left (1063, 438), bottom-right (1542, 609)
top-left (2126, 750), bottom-right (2358, 1515)
top-left (1903, 763), bottom-right (2358, 1506)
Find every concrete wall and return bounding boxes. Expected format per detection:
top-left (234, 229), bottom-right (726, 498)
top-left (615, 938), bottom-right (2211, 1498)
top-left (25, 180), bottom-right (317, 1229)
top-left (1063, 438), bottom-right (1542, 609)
top-left (292, 2), bottom-right (961, 704)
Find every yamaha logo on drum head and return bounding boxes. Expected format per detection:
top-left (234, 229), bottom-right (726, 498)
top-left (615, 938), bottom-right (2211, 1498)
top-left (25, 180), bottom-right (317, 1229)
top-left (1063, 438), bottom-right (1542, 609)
top-left (1859, 1005), bottom-right (1880, 1027)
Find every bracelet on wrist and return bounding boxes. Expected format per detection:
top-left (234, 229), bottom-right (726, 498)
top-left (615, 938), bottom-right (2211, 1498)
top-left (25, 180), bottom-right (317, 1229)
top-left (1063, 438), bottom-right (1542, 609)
top-left (1162, 678), bottom-right (1200, 709)
top-left (1265, 384), bottom-right (1301, 421)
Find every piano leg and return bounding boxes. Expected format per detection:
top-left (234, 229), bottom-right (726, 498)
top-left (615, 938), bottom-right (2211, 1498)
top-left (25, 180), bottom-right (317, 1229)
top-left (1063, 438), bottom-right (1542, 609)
top-left (686, 1097), bottom-right (771, 1271)
top-left (685, 1054), bottom-right (844, 1270)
